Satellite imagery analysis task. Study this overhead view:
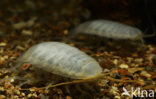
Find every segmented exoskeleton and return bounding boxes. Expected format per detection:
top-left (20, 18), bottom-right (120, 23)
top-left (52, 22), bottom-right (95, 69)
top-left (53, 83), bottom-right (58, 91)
top-left (71, 20), bottom-right (143, 42)
top-left (16, 42), bottom-right (102, 79)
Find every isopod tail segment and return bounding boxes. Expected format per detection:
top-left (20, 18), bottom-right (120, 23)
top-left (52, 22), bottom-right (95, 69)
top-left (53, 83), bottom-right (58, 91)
top-left (20, 73), bottom-right (138, 91)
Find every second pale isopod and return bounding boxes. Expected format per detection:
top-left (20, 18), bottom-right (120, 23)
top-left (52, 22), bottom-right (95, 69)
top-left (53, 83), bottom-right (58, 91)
top-left (71, 20), bottom-right (143, 41)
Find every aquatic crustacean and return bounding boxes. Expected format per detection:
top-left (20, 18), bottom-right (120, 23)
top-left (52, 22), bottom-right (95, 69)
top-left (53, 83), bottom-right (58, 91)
top-left (1, 42), bottom-right (136, 90)
top-left (16, 42), bottom-right (102, 80)
top-left (71, 20), bottom-right (144, 42)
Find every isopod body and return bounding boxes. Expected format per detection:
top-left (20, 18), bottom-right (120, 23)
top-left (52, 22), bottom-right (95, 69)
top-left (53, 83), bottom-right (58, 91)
top-left (71, 20), bottom-right (143, 41)
top-left (17, 42), bottom-right (102, 79)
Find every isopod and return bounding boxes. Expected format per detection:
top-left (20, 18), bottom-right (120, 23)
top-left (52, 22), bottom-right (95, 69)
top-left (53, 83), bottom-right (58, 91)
top-left (16, 42), bottom-right (102, 79)
top-left (71, 20), bottom-right (143, 41)
top-left (4, 42), bottom-right (135, 90)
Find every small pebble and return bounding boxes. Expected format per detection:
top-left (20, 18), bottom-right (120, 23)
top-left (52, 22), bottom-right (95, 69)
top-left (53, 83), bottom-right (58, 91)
top-left (16, 90), bottom-right (20, 95)
top-left (0, 49), bottom-right (4, 53)
top-left (114, 95), bottom-right (121, 99)
top-left (28, 94), bottom-right (32, 98)
top-left (66, 96), bottom-right (72, 99)
top-left (103, 69), bottom-right (110, 73)
top-left (0, 87), bottom-right (4, 91)
top-left (16, 46), bottom-right (25, 50)
top-left (21, 93), bottom-right (25, 96)
top-left (12, 17), bottom-right (36, 29)
top-left (113, 59), bottom-right (118, 65)
top-left (0, 42), bottom-right (6, 46)
top-left (64, 30), bottom-right (68, 35)
top-left (110, 86), bottom-right (119, 95)
top-left (29, 88), bottom-right (35, 92)
top-left (140, 71), bottom-right (151, 78)
top-left (22, 30), bottom-right (32, 35)
top-left (119, 64), bottom-right (129, 69)
top-left (134, 58), bottom-right (143, 63)
top-left (0, 95), bottom-right (6, 99)
top-left (128, 68), bottom-right (144, 73)
top-left (13, 95), bottom-right (19, 99)
top-left (32, 93), bottom-right (37, 97)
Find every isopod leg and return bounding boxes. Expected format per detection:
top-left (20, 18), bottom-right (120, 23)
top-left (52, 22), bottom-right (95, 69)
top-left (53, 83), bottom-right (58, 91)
top-left (0, 77), bottom-right (12, 83)
top-left (65, 85), bottom-right (71, 94)
top-left (7, 62), bottom-right (24, 73)
top-left (17, 79), bottom-right (33, 87)
top-left (140, 38), bottom-right (145, 45)
top-left (0, 75), bottom-right (30, 86)
top-left (45, 82), bottom-right (55, 90)
top-left (136, 38), bottom-right (147, 51)
top-left (130, 38), bottom-right (146, 50)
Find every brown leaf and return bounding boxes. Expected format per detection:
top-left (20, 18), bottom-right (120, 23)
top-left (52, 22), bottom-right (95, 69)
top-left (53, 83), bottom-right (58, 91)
top-left (118, 69), bottom-right (131, 75)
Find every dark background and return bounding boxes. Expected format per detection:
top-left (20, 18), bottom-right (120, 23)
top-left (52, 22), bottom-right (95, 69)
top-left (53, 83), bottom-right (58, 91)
top-left (0, 0), bottom-right (156, 43)
top-left (81, 0), bottom-right (156, 43)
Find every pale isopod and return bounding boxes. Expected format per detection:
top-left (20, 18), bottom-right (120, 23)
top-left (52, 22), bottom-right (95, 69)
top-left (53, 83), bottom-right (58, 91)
top-left (71, 20), bottom-right (143, 41)
top-left (16, 42), bottom-right (102, 79)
